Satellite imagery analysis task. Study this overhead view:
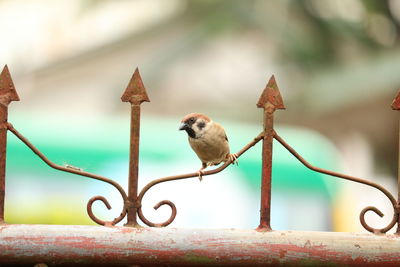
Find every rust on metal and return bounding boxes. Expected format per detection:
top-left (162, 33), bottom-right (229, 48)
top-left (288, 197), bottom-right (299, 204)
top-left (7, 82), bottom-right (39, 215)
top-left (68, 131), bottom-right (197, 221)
top-left (121, 68), bottom-right (149, 227)
top-left (6, 123), bottom-right (128, 226)
top-left (256, 75), bottom-right (285, 111)
top-left (256, 75), bottom-right (285, 231)
top-left (274, 131), bottom-right (398, 234)
top-left (121, 68), bottom-right (150, 104)
top-left (392, 90), bottom-right (400, 234)
top-left (136, 133), bottom-right (264, 227)
top-left (0, 65), bottom-right (19, 224)
top-left (2, 224), bottom-right (400, 266)
top-left (0, 65), bottom-right (20, 106)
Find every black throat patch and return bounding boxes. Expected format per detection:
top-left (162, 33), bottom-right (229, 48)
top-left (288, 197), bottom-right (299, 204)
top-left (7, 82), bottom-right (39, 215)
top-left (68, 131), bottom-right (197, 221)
top-left (185, 127), bottom-right (196, 138)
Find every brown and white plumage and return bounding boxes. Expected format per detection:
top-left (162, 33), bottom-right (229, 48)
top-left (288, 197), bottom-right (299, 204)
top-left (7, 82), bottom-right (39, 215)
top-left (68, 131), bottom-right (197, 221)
top-left (179, 113), bottom-right (237, 181)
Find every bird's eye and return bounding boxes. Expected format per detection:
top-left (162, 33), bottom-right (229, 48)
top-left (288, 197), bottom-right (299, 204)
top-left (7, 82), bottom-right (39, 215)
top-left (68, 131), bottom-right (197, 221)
top-left (189, 118), bottom-right (195, 123)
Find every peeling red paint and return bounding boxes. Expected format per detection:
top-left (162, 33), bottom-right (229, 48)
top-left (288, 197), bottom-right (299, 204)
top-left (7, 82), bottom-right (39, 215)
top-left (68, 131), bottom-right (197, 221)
top-left (279, 249), bottom-right (287, 258)
top-left (1, 225), bottom-right (400, 266)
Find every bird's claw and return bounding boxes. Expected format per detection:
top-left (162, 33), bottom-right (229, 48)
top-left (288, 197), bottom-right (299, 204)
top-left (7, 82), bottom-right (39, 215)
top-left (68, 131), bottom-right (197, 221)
top-left (229, 153), bottom-right (238, 165)
top-left (197, 170), bottom-right (204, 182)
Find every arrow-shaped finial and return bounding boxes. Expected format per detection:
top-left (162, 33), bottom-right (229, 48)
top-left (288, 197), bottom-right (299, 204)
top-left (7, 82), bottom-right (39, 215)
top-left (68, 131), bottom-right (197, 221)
top-left (0, 65), bottom-right (20, 106)
top-left (257, 75), bottom-right (285, 111)
top-left (121, 68), bottom-right (150, 105)
top-left (392, 90), bottom-right (400, 110)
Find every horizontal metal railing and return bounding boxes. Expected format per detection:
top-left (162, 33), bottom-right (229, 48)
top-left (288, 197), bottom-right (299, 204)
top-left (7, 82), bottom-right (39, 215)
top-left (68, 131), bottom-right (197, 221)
top-left (2, 224), bottom-right (400, 266)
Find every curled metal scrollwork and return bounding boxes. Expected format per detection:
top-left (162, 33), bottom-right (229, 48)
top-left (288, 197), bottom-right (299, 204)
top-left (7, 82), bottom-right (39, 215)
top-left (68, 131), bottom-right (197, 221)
top-left (136, 132), bottom-right (265, 227)
top-left (359, 205), bottom-right (398, 234)
top-left (7, 123), bottom-right (128, 226)
top-left (273, 130), bottom-right (399, 234)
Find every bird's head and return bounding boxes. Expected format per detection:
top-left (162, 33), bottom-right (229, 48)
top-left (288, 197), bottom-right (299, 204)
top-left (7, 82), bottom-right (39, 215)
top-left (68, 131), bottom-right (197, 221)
top-left (179, 113), bottom-right (211, 139)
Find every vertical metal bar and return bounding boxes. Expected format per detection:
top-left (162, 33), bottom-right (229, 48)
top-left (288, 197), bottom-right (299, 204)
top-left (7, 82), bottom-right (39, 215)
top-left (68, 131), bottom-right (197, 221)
top-left (391, 90), bottom-right (400, 234)
top-left (397, 121), bottom-right (400, 234)
top-left (0, 65), bottom-right (20, 224)
top-left (258, 107), bottom-right (274, 230)
top-left (121, 68), bottom-right (150, 227)
top-left (126, 104), bottom-right (141, 226)
top-left (256, 75), bottom-right (285, 231)
top-left (0, 105), bottom-right (8, 223)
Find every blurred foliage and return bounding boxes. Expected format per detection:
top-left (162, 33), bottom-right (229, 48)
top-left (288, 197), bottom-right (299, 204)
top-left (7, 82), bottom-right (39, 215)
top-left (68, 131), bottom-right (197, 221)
top-left (138, 0), bottom-right (398, 70)
top-left (74, 0), bottom-right (400, 77)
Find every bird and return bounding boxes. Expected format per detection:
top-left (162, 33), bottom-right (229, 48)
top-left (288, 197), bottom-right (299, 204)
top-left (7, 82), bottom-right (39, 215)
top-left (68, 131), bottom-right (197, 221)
top-left (179, 113), bottom-right (238, 181)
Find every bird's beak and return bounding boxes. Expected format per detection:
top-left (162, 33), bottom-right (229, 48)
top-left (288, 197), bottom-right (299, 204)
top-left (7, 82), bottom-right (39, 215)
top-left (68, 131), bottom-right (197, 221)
top-left (179, 122), bottom-right (188, 131)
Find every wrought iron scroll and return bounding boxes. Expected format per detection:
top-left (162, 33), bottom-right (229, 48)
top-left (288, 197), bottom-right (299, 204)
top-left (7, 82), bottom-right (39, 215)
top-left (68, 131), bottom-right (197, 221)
top-left (273, 130), bottom-right (399, 234)
top-left (136, 132), bottom-right (264, 227)
top-left (7, 123), bottom-right (128, 226)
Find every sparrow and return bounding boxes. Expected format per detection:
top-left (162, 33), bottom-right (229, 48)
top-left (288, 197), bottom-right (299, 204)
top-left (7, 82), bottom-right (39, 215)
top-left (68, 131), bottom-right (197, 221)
top-left (179, 113), bottom-right (237, 181)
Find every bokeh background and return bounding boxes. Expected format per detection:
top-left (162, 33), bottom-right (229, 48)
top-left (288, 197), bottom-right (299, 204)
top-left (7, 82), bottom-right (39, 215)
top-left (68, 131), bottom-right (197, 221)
top-left (1, 0), bottom-right (400, 232)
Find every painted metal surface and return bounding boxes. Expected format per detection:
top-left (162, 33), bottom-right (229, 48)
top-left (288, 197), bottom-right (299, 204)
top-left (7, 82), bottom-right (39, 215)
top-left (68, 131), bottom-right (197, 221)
top-left (1, 224), bottom-right (400, 266)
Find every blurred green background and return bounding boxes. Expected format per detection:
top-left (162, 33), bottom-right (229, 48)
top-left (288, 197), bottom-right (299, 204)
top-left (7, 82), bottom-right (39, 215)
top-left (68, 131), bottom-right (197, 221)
top-left (1, 0), bottom-right (399, 232)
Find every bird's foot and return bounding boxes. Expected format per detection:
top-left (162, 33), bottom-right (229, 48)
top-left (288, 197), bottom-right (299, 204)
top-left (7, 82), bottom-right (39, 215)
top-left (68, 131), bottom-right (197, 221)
top-left (197, 170), bottom-right (205, 181)
top-left (228, 153), bottom-right (238, 165)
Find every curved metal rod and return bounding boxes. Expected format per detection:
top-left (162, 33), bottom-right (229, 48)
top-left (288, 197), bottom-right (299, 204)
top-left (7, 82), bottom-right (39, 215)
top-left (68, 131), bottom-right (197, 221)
top-left (273, 130), bottom-right (398, 234)
top-left (136, 132), bottom-right (265, 227)
top-left (7, 123), bottom-right (128, 226)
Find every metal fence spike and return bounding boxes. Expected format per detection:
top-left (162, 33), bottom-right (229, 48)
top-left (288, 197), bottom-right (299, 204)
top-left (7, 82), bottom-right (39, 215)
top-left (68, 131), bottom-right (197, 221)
top-left (257, 75), bottom-right (285, 111)
top-left (121, 68), bottom-right (150, 104)
top-left (0, 65), bottom-right (19, 224)
top-left (0, 65), bottom-right (20, 106)
top-left (257, 75), bottom-right (285, 232)
top-left (123, 68), bottom-right (149, 227)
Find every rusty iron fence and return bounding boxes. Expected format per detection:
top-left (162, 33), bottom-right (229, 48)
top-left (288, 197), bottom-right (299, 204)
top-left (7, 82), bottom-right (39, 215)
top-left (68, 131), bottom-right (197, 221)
top-left (1, 65), bottom-right (400, 265)
top-left (0, 65), bottom-right (400, 233)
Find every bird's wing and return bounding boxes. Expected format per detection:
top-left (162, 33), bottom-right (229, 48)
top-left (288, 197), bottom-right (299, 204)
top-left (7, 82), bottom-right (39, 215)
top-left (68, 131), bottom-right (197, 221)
top-left (213, 122), bottom-right (228, 142)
